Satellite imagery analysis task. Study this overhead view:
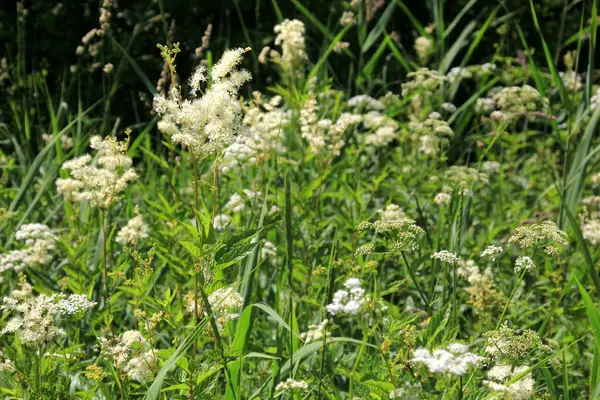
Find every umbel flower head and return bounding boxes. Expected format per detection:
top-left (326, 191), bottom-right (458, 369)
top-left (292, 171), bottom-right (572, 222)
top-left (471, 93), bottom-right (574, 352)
top-left (57, 134), bottom-right (137, 209)
top-left (508, 220), bottom-right (568, 257)
top-left (358, 219), bottom-right (425, 253)
top-left (0, 223), bottom-right (55, 274)
top-left (153, 47), bottom-right (252, 160)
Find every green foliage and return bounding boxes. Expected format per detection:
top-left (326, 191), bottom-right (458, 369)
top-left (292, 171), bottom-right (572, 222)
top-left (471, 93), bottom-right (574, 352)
top-left (1, 0), bottom-right (600, 399)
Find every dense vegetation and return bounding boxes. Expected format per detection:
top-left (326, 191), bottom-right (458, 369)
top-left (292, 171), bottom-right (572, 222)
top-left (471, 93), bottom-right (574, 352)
top-left (1, 0), bottom-right (600, 399)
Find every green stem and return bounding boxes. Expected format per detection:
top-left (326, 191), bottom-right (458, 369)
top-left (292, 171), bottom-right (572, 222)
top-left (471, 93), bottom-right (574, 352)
top-left (496, 269), bottom-right (527, 329)
top-left (400, 252), bottom-right (429, 306)
top-left (101, 209), bottom-right (112, 328)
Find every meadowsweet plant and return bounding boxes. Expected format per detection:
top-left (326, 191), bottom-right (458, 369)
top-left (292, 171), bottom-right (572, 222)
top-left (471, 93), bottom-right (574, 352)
top-left (58, 134), bottom-right (137, 209)
top-left (153, 47), bottom-right (251, 160)
top-left (4, 1), bottom-right (600, 398)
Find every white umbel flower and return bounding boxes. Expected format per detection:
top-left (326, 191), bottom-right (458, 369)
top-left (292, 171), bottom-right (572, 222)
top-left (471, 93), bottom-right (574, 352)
top-left (431, 250), bottom-right (459, 263)
top-left (125, 349), bottom-right (157, 383)
top-left (275, 378), bottom-right (309, 392)
top-left (434, 192), bottom-right (451, 205)
top-left (480, 245), bottom-right (504, 262)
top-left (205, 286), bottom-right (244, 330)
top-left (582, 219), bottom-right (600, 245)
top-left (514, 256), bottom-right (535, 273)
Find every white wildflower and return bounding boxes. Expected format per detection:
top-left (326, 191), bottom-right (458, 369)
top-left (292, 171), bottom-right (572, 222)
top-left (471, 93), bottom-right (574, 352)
top-left (326, 278), bottom-right (366, 316)
top-left (480, 245), bottom-right (504, 262)
top-left (300, 319), bottom-right (329, 343)
top-left (0, 224), bottom-right (55, 274)
top-left (153, 48), bottom-right (251, 159)
top-left (1, 286), bottom-right (94, 345)
top-left (434, 192), bottom-right (451, 205)
top-left (273, 19), bottom-right (306, 71)
top-left (347, 95), bottom-right (385, 111)
top-left (203, 287), bottom-right (244, 331)
top-left (59, 135), bottom-right (137, 209)
top-left (116, 214), bottom-right (149, 247)
top-left (124, 349), bottom-right (157, 383)
top-left (276, 378), bottom-right (309, 392)
top-left (431, 250), bottom-right (459, 263)
top-left (484, 364), bottom-right (535, 400)
top-left (224, 193), bottom-right (245, 213)
top-left (514, 256), bottom-right (535, 273)
top-left (411, 345), bottom-right (484, 376)
top-left (377, 204), bottom-right (408, 222)
top-left (213, 214), bottom-right (232, 231)
top-left (582, 219), bottom-right (600, 245)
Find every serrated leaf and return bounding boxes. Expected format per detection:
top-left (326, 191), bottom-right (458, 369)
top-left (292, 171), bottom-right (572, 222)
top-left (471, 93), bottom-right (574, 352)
top-left (180, 240), bottom-right (201, 259)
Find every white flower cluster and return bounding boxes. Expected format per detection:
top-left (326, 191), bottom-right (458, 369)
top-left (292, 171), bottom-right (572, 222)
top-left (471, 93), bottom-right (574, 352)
top-left (409, 112), bottom-right (454, 157)
top-left (58, 135), bottom-right (137, 209)
top-left (347, 95), bottom-right (385, 111)
top-left (153, 48), bottom-right (251, 159)
top-left (509, 220), bottom-right (568, 248)
top-left (483, 364), bottom-right (535, 400)
top-left (300, 319), bottom-right (328, 343)
top-left (414, 36), bottom-right (433, 64)
top-left (261, 241), bottom-right (277, 264)
top-left (434, 192), bottom-right (451, 205)
top-left (213, 214), bottom-right (232, 231)
top-left (101, 330), bottom-right (157, 383)
top-left (340, 10), bottom-right (357, 26)
top-left (1, 284), bottom-right (96, 345)
top-left (275, 378), bottom-right (309, 392)
top-left (481, 160), bottom-right (500, 173)
top-left (377, 203), bottom-right (408, 222)
top-left (273, 19), bottom-right (306, 71)
top-left (411, 343), bottom-right (484, 376)
top-left (559, 71), bottom-right (582, 93)
top-left (362, 111), bottom-right (399, 148)
top-left (582, 219), bottom-right (600, 245)
top-left (224, 193), bottom-right (245, 213)
top-left (326, 278), bottom-right (365, 316)
top-left (431, 250), bottom-right (459, 263)
top-left (42, 133), bottom-right (74, 149)
top-left (0, 223), bottom-right (55, 274)
top-left (221, 94), bottom-right (291, 173)
top-left (300, 98), bottom-right (362, 156)
top-left (492, 85), bottom-right (549, 119)
top-left (480, 245), bottom-right (504, 262)
top-left (208, 286), bottom-right (244, 330)
top-left (514, 256), bottom-right (535, 273)
top-left (116, 213), bottom-right (149, 247)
